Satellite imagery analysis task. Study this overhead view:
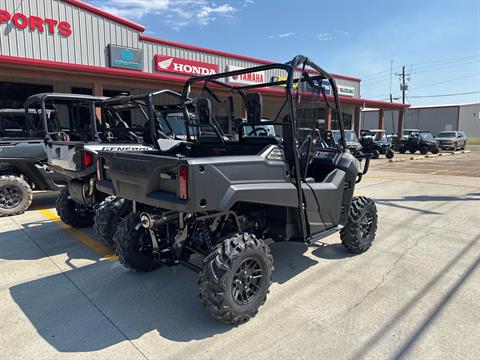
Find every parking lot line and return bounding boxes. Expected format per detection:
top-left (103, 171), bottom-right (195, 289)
top-left (38, 209), bottom-right (117, 260)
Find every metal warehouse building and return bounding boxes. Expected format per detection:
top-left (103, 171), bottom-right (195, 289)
top-left (0, 0), bottom-right (408, 134)
top-left (362, 103), bottom-right (480, 140)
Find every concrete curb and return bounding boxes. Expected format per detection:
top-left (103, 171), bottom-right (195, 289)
top-left (388, 149), bottom-right (470, 164)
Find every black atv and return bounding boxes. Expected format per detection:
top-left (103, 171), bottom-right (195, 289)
top-left (0, 109), bottom-right (67, 216)
top-left (397, 131), bottom-right (439, 155)
top-left (96, 55), bottom-right (378, 324)
top-left (326, 129), bottom-right (364, 158)
top-left (360, 129), bottom-right (395, 159)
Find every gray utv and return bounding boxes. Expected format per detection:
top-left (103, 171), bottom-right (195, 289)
top-left (92, 91), bottom-right (194, 246)
top-left (24, 93), bottom-right (154, 240)
top-left (0, 109), bottom-right (67, 216)
top-left (96, 55), bottom-right (378, 324)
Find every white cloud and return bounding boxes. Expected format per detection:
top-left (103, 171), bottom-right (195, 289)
top-left (334, 30), bottom-right (350, 36)
top-left (315, 33), bottom-right (333, 41)
top-left (91, 0), bottom-right (238, 30)
top-left (268, 32), bottom-right (296, 39)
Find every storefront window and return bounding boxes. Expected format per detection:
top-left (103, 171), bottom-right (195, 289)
top-left (71, 87), bottom-right (93, 95)
top-left (332, 111), bottom-right (352, 130)
top-left (0, 82), bottom-right (53, 109)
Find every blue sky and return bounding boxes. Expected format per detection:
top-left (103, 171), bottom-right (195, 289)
top-left (89, 0), bottom-right (480, 105)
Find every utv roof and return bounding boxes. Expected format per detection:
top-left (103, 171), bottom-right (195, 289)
top-left (24, 93), bottom-right (108, 106)
top-left (101, 89), bottom-right (184, 106)
top-left (0, 108), bottom-right (53, 114)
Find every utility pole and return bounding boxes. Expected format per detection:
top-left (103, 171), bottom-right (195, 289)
top-left (396, 66), bottom-right (410, 104)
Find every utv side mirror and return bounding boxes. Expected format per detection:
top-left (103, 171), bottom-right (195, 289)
top-left (196, 98), bottom-right (212, 126)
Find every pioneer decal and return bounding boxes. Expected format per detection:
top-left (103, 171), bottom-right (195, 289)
top-left (155, 55), bottom-right (219, 76)
top-left (100, 146), bottom-right (150, 151)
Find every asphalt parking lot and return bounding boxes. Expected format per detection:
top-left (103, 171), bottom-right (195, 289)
top-left (1, 150), bottom-right (479, 360)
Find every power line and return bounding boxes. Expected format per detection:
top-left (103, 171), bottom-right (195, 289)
top-left (365, 72), bottom-right (480, 100)
top-left (362, 58), bottom-right (479, 84)
top-left (408, 91), bottom-right (480, 98)
top-left (361, 54), bottom-right (479, 82)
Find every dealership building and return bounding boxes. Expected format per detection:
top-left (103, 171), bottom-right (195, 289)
top-left (362, 103), bottom-right (480, 139)
top-left (0, 0), bottom-right (409, 134)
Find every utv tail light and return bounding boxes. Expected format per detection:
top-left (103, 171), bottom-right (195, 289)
top-left (96, 157), bottom-right (104, 180)
top-left (179, 165), bottom-right (188, 200)
top-left (82, 151), bottom-right (94, 168)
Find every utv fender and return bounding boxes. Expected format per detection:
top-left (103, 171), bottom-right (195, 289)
top-left (218, 182), bottom-right (299, 210)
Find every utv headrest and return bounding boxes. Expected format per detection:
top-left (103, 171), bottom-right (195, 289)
top-left (196, 98), bottom-right (212, 126)
top-left (246, 93), bottom-right (262, 123)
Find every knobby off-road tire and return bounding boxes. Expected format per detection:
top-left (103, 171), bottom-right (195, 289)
top-left (56, 187), bottom-right (94, 228)
top-left (114, 213), bottom-right (160, 272)
top-left (399, 146), bottom-right (407, 154)
top-left (386, 149), bottom-right (395, 159)
top-left (420, 146), bottom-right (429, 155)
top-left (341, 196), bottom-right (378, 254)
top-left (0, 175), bottom-right (33, 217)
top-left (431, 146), bottom-right (439, 154)
top-left (199, 233), bottom-right (273, 324)
top-left (94, 196), bottom-right (132, 248)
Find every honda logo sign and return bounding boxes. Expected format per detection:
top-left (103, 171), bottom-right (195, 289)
top-left (155, 55), bottom-right (218, 76)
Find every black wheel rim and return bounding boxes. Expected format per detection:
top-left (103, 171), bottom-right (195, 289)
top-left (232, 257), bottom-right (264, 305)
top-left (360, 212), bottom-right (374, 242)
top-left (0, 185), bottom-right (23, 209)
top-left (137, 228), bottom-right (154, 256)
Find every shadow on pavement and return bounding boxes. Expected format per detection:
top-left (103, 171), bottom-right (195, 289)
top-left (0, 218), bottom-right (100, 264)
top-left (8, 239), bottom-right (328, 351)
top-left (311, 242), bottom-right (356, 260)
top-left (348, 232), bottom-right (480, 360)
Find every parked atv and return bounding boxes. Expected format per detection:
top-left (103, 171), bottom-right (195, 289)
top-left (0, 109), bottom-right (67, 216)
top-left (326, 130), bottom-right (364, 158)
top-left (97, 55), bottom-right (378, 324)
top-left (93, 91), bottom-right (193, 246)
top-left (360, 129), bottom-right (395, 159)
top-left (24, 93), bottom-right (152, 242)
top-left (397, 131), bottom-right (439, 154)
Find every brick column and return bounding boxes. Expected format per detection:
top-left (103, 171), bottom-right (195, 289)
top-left (378, 108), bottom-right (385, 130)
top-left (93, 82), bottom-right (103, 120)
top-left (354, 106), bottom-right (361, 136)
top-left (325, 107), bottom-right (332, 130)
top-left (397, 110), bottom-right (405, 138)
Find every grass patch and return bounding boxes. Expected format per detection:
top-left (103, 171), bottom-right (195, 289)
top-left (467, 138), bottom-right (480, 145)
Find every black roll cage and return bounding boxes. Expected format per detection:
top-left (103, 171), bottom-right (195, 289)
top-left (181, 55), bottom-right (347, 242)
top-left (24, 93), bottom-right (106, 142)
top-left (100, 89), bottom-right (195, 148)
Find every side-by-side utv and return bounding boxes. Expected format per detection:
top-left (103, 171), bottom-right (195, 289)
top-left (96, 55), bottom-right (378, 324)
top-left (0, 109), bottom-right (67, 216)
top-left (360, 129), bottom-right (395, 159)
top-left (24, 93), bottom-right (153, 236)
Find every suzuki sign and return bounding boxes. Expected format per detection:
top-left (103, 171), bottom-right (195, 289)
top-left (155, 55), bottom-right (218, 76)
top-left (337, 85), bottom-right (355, 97)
